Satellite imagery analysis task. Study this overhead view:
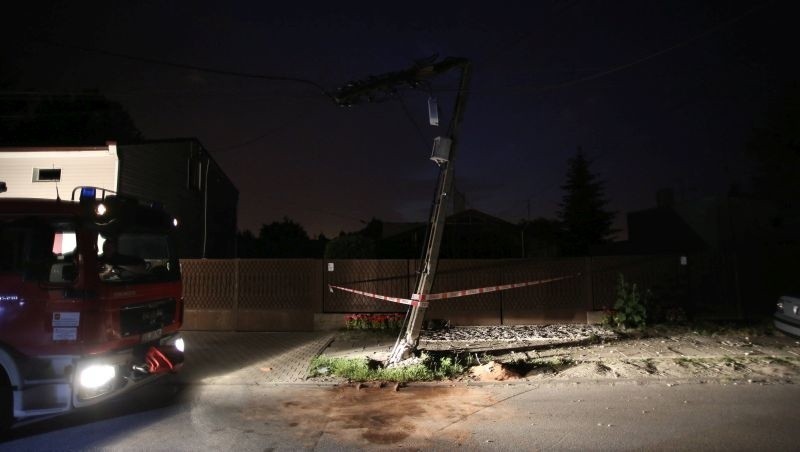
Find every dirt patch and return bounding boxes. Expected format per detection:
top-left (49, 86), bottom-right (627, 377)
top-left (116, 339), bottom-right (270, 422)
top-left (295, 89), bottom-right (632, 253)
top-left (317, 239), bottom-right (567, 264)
top-left (469, 361), bottom-right (522, 381)
top-left (473, 355), bottom-right (800, 383)
top-left (241, 384), bottom-right (496, 448)
top-left (460, 326), bottom-right (800, 383)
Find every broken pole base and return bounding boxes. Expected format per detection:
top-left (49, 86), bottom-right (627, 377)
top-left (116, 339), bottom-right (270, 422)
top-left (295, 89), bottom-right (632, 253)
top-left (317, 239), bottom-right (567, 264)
top-left (388, 339), bottom-right (417, 364)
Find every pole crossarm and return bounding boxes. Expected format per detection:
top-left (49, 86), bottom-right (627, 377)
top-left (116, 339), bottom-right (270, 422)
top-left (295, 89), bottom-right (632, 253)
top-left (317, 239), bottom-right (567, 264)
top-left (334, 57), bottom-right (469, 106)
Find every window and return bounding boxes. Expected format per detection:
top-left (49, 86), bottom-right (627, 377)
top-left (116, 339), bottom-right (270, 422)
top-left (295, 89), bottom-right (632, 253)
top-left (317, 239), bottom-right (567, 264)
top-left (33, 168), bottom-right (62, 182)
top-left (0, 217), bottom-right (77, 283)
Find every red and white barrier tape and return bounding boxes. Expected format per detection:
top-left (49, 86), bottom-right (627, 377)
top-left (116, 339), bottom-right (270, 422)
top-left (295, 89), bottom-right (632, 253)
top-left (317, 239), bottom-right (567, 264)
top-left (328, 285), bottom-right (429, 307)
top-left (328, 273), bottom-right (579, 307)
top-left (412, 274), bottom-right (578, 301)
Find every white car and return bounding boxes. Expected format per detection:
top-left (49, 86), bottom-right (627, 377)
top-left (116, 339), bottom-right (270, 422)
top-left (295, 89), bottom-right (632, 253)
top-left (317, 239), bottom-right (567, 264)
top-left (775, 294), bottom-right (800, 337)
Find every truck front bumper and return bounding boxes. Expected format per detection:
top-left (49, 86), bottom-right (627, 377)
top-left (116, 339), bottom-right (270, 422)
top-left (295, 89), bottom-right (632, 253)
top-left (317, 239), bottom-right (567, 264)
top-left (73, 333), bottom-right (184, 407)
top-left (13, 333), bottom-right (184, 419)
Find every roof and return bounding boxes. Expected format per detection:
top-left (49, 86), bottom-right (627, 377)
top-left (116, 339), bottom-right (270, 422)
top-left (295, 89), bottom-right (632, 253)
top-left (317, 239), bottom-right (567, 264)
top-left (0, 198), bottom-right (84, 216)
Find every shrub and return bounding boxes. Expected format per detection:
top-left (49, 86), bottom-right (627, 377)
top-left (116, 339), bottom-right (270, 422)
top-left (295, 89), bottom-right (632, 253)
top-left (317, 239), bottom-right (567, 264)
top-left (606, 274), bottom-right (648, 330)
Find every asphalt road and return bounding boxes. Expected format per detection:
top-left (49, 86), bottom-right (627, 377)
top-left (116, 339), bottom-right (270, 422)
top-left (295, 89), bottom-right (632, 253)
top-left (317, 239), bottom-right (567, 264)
top-left (2, 378), bottom-right (797, 451)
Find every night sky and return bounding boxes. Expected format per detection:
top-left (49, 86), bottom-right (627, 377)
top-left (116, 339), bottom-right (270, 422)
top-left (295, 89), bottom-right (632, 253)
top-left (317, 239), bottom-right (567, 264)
top-left (3, 1), bottom-right (796, 238)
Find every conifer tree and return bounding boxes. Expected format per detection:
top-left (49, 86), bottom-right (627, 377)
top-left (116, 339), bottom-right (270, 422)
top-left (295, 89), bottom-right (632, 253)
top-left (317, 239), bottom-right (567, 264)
top-left (557, 149), bottom-right (616, 255)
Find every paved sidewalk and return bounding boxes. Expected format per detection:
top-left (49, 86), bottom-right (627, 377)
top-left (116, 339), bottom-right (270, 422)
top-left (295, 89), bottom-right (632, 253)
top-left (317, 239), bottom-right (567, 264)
top-left (176, 331), bottom-right (335, 384)
top-left (171, 326), bottom-right (800, 386)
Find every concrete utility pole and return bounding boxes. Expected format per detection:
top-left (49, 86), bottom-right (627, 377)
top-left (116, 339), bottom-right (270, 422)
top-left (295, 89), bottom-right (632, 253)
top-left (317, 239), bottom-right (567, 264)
top-left (334, 57), bottom-right (471, 362)
top-left (391, 63), bottom-right (471, 362)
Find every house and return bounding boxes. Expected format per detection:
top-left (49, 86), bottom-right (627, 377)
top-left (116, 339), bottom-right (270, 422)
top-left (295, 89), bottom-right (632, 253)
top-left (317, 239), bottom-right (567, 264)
top-left (380, 209), bottom-right (524, 259)
top-left (0, 138), bottom-right (238, 258)
top-left (602, 188), bottom-right (800, 318)
top-left (619, 188), bottom-right (787, 254)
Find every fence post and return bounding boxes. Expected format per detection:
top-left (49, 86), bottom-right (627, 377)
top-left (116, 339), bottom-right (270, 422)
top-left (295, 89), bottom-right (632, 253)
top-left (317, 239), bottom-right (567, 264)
top-left (584, 257), bottom-right (594, 312)
top-left (314, 259), bottom-right (324, 315)
top-left (233, 259), bottom-right (240, 331)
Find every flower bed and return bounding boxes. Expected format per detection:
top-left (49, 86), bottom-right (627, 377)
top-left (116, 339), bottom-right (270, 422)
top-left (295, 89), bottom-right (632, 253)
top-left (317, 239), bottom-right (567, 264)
top-left (345, 313), bottom-right (404, 330)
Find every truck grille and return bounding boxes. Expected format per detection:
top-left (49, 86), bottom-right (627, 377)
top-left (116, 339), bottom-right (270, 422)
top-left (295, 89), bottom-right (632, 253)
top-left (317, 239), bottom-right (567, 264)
top-left (120, 299), bottom-right (176, 337)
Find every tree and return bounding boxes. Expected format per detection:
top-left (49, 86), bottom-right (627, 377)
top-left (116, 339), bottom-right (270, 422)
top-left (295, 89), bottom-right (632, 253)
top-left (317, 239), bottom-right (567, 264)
top-left (324, 218), bottom-right (381, 258)
top-left (324, 234), bottom-right (377, 259)
top-left (236, 229), bottom-right (262, 258)
top-left (0, 91), bottom-right (143, 145)
top-left (258, 217), bottom-right (314, 258)
top-left (557, 149), bottom-right (616, 256)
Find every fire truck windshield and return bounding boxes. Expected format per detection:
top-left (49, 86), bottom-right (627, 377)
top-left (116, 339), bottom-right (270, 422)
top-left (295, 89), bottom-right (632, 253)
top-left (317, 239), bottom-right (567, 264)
top-left (98, 231), bottom-right (177, 283)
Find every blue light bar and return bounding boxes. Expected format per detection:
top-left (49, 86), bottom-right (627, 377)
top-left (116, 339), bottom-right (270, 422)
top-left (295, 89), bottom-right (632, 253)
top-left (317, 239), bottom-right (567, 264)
top-left (80, 187), bottom-right (97, 200)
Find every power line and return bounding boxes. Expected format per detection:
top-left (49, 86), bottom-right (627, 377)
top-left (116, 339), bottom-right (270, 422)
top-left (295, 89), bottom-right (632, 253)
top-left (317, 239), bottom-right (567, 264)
top-left (212, 109), bottom-right (318, 153)
top-left (435, 1), bottom-right (772, 97)
top-left (477, 0), bottom-right (582, 67)
top-left (514, 1), bottom-right (771, 94)
top-left (34, 39), bottom-right (334, 101)
top-left (0, 89), bottom-right (324, 101)
top-left (397, 95), bottom-right (430, 150)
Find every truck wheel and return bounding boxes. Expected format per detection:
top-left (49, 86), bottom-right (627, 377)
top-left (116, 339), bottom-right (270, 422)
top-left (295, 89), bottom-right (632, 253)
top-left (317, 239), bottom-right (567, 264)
top-left (0, 371), bottom-right (11, 432)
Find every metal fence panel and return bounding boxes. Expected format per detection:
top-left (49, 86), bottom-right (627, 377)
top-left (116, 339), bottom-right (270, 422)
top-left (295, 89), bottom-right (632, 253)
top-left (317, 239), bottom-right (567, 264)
top-left (426, 259), bottom-right (502, 315)
top-left (238, 259), bottom-right (318, 310)
top-left (180, 253), bottom-right (734, 331)
top-left (181, 259), bottom-right (237, 309)
top-left (500, 258), bottom-right (586, 311)
top-left (323, 259), bottom-right (412, 313)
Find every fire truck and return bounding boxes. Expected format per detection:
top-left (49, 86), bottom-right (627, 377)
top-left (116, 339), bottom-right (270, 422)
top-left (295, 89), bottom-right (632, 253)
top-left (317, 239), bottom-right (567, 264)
top-left (0, 186), bottom-right (184, 430)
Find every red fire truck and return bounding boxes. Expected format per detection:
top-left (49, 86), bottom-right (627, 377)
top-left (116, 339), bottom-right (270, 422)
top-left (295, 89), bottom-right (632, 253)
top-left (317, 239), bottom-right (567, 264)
top-left (0, 186), bottom-right (184, 430)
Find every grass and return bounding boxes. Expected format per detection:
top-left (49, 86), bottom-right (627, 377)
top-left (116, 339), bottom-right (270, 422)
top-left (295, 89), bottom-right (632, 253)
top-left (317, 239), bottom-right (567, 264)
top-left (308, 353), bottom-right (580, 382)
top-left (595, 361), bottom-right (612, 374)
top-left (309, 354), bottom-right (467, 382)
top-left (765, 356), bottom-right (795, 366)
top-left (642, 358), bottom-right (658, 374)
top-left (721, 356), bottom-right (747, 371)
top-left (674, 357), bottom-right (709, 369)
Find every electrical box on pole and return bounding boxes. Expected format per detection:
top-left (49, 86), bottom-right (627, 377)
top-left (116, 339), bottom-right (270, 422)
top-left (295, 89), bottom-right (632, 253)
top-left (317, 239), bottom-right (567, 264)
top-left (430, 137), bottom-right (451, 164)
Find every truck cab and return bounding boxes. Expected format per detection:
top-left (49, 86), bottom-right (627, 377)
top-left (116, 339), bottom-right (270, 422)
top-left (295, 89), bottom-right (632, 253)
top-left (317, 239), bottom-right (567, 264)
top-left (0, 187), bottom-right (184, 429)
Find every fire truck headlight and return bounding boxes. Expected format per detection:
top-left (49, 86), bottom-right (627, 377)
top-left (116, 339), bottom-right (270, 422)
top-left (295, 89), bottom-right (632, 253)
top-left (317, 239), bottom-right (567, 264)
top-left (79, 364), bottom-right (116, 389)
top-left (175, 337), bottom-right (185, 352)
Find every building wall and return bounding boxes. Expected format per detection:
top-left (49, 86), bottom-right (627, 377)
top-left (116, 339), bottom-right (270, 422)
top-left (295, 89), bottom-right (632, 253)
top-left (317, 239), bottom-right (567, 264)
top-left (0, 140), bottom-right (238, 259)
top-left (0, 145), bottom-right (118, 200)
top-left (204, 155), bottom-right (238, 258)
top-left (118, 140), bottom-right (238, 258)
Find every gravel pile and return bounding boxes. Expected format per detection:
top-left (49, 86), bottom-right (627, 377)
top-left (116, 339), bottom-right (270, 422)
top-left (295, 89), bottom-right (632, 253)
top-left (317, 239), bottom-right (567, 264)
top-left (419, 324), bottom-right (615, 351)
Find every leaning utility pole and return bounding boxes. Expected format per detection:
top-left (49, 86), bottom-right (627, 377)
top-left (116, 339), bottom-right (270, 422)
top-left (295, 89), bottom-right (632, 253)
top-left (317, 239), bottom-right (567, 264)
top-left (334, 57), bottom-right (471, 362)
top-left (390, 61), bottom-right (471, 362)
